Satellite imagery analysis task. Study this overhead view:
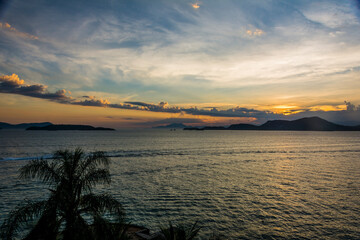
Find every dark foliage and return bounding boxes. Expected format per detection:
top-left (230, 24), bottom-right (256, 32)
top-left (160, 221), bottom-right (201, 240)
top-left (0, 148), bottom-right (126, 240)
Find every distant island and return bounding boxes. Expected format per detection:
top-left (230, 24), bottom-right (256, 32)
top-left (153, 123), bottom-right (188, 129)
top-left (0, 122), bottom-right (114, 131)
top-left (184, 117), bottom-right (360, 131)
top-left (0, 122), bottom-right (52, 129)
top-left (26, 124), bottom-right (115, 131)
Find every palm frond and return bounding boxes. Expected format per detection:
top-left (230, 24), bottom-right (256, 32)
top-left (77, 168), bottom-right (111, 195)
top-left (160, 222), bottom-right (175, 240)
top-left (19, 159), bottom-right (61, 185)
top-left (184, 221), bottom-right (201, 240)
top-left (3, 148), bottom-right (125, 240)
top-left (160, 221), bottom-right (201, 240)
top-left (80, 193), bottom-right (125, 219)
top-left (23, 205), bottom-right (60, 240)
top-left (53, 149), bottom-right (71, 160)
top-left (0, 200), bottom-right (47, 240)
top-left (62, 213), bottom-right (93, 240)
top-left (79, 151), bottom-right (110, 177)
top-left (92, 215), bottom-right (129, 240)
top-left (72, 147), bottom-right (84, 168)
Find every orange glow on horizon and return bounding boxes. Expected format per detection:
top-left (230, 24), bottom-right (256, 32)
top-left (309, 105), bottom-right (346, 112)
top-left (271, 105), bottom-right (301, 115)
top-left (273, 105), bottom-right (298, 109)
top-left (0, 93), bottom-right (257, 128)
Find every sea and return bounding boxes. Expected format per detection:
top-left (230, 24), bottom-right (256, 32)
top-left (0, 129), bottom-right (359, 239)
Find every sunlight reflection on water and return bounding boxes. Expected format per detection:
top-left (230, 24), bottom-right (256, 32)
top-left (0, 130), bottom-right (359, 239)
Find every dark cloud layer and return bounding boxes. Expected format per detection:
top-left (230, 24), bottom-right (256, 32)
top-left (0, 74), bottom-right (71, 102)
top-left (124, 101), bottom-right (279, 120)
top-left (0, 74), bottom-right (275, 119)
top-left (1, 74), bottom-right (360, 126)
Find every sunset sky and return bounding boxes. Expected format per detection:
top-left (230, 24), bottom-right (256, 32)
top-left (1, 0), bottom-right (360, 128)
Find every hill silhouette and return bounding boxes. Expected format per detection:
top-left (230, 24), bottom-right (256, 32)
top-left (26, 124), bottom-right (114, 131)
top-left (186, 117), bottom-right (360, 131)
top-left (0, 122), bottom-right (52, 129)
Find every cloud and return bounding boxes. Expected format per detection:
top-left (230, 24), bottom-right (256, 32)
top-left (0, 73), bottom-right (24, 85)
top-left (191, 2), bottom-right (200, 9)
top-left (0, 74), bottom-right (71, 102)
top-left (0, 74), bottom-right (276, 119)
top-left (344, 100), bottom-right (360, 111)
top-left (245, 28), bottom-right (265, 37)
top-left (124, 101), bottom-right (278, 120)
top-left (301, 2), bottom-right (359, 28)
top-left (0, 74), bottom-right (114, 106)
top-left (73, 96), bottom-right (110, 107)
top-left (0, 22), bottom-right (38, 40)
top-left (283, 105), bottom-right (360, 126)
top-left (1, 0), bottom-right (359, 104)
top-left (2, 74), bottom-right (360, 125)
top-left (124, 101), bottom-right (180, 113)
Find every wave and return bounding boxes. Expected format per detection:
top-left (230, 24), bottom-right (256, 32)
top-left (1, 148), bottom-right (360, 162)
top-left (107, 148), bottom-right (360, 158)
top-left (0, 155), bottom-right (53, 162)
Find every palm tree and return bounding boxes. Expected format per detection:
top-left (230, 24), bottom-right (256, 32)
top-left (0, 148), bottom-right (127, 240)
top-left (160, 221), bottom-right (201, 240)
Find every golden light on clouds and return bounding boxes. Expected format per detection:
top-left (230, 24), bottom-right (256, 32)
top-left (0, 73), bottom-right (25, 85)
top-left (309, 105), bottom-right (346, 112)
top-left (273, 105), bottom-right (298, 109)
top-left (184, 114), bottom-right (257, 126)
top-left (245, 28), bottom-right (265, 37)
top-left (271, 105), bottom-right (301, 115)
top-left (0, 22), bottom-right (38, 40)
top-left (85, 95), bottom-right (111, 105)
top-left (191, 2), bottom-right (200, 9)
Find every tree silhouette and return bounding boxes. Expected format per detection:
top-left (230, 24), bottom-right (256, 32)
top-left (160, 221), bottom-right (201, 240)
top-left (0, 148), bottom-right (127, 240)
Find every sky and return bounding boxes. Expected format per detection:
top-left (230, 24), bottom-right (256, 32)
top-left (0, 0), bottom-right (360, 128)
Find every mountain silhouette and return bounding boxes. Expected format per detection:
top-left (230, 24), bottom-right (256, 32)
top-left (186, 117), bottom-right (360, 131)
top-left (227, 123), bottom-right (259, 130)
top-left (0, 122), bottom-right (52, 129)
top-left (258, 117), bottom-right (351, 131)
top-left (26, 125), bottom-right (114, 131)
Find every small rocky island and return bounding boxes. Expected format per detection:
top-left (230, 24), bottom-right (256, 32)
top-left (26, 124), bottom-right (115, 131)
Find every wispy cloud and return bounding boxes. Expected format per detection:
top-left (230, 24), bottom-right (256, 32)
top-left (1, 0), bottom-right (360, 126)
top-left (2, 1), bottom-right (359, 92)
top-left (301, 1), bottom-right (359, 28)
top-left (0, 22), bottom-right (38, 40)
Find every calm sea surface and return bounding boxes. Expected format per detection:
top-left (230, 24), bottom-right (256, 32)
top-left (0, 129), bottom-right (359, 239)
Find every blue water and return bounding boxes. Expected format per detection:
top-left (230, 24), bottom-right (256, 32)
top-left (0, 129), bottom-right (360, 239)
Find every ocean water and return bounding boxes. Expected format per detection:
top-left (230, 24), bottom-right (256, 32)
top-left (0, 129), bottom-right (359, 239)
